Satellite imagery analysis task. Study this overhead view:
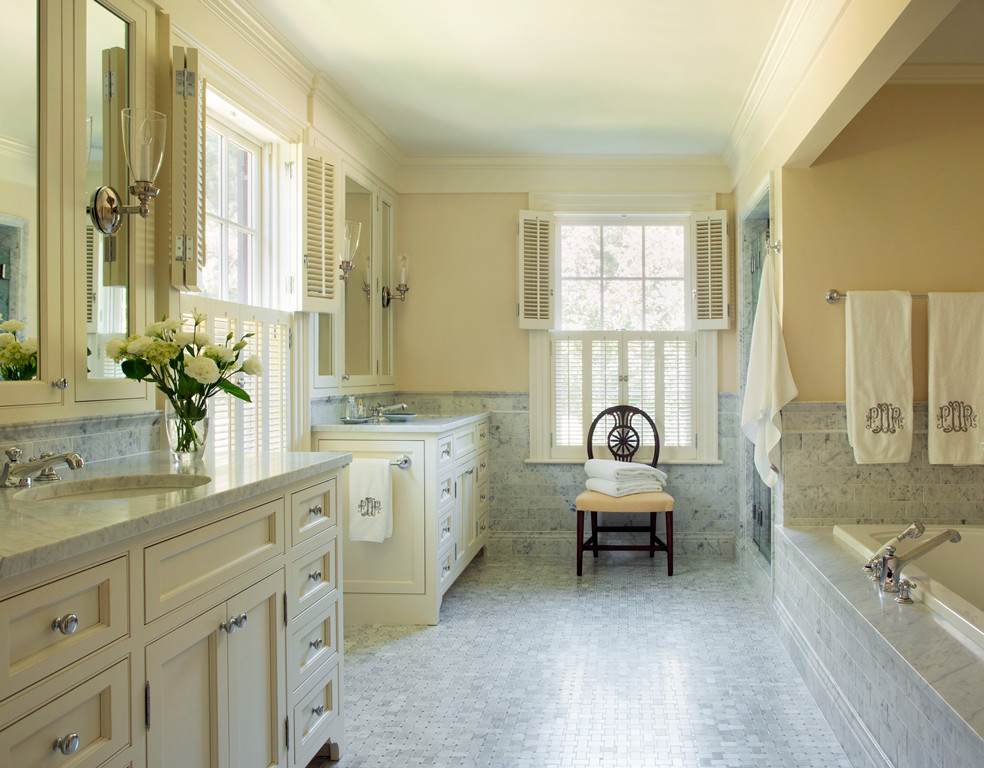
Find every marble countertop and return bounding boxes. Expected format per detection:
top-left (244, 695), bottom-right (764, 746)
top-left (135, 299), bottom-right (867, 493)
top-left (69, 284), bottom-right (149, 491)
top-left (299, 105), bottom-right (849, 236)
top-left (312, 412), bottom-right (489, 434)
top-left (0, 449), bottom-right (351, 581)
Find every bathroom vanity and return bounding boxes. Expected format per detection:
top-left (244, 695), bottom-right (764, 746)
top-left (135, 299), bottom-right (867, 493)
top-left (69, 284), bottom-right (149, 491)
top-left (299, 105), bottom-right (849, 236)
top-left (312, 414), bottom-right (490, 625)
top-left (0, 449), bottom-right (349, 768)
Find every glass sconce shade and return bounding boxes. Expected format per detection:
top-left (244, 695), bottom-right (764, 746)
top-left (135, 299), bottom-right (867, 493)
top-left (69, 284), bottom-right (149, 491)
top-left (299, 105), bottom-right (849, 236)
top-left (344, 221), bottom-right (362, 262)
top-left (122, 108), bottom-right (166, 184)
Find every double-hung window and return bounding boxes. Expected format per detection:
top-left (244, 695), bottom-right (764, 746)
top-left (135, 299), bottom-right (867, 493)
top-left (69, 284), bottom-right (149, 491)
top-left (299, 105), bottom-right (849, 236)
top-left (526, 211), bottom-right (727, 463)
top-left (179, 88), bottom-right (291, 457)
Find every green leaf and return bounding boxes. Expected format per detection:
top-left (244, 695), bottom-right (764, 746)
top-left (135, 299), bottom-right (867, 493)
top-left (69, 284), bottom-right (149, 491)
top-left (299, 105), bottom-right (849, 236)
top-left (176, 373), bottom-right (202, 398)
top-left (121, 359), bottom-right (151, 381)
top-left (216, 378), bottom-right (252, 402)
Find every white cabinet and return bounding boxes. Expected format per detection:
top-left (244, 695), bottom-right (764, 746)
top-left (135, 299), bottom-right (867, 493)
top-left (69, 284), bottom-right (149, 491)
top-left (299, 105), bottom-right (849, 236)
top-left (0, 465), bottom-right (345, 768)
top-left (314, 415), bottom-right (490, 625)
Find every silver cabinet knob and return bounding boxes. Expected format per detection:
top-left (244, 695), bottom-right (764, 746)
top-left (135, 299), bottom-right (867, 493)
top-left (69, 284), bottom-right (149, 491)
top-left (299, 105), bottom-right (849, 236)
top-left (220, 614), bottom-right (247, 633)
top-left (308, 570), bottom-right (323, 582)
top-left (234, 612), bottom-right (247, 629)
top-left (441, 446), bottom-right (451, 458)
top-left (480, 431), bottom-right (487, 439)
top-left (309, 504), bottom-right (324, 517)
top-left (442, 563), bottom-right (451, 575)
top-left (53, 733), bottom-right (80, 755)
top-left (310, 638), bottom-right (324, 650)
top-left (52, 614), bottom-right (79, 635)
top-left (312, 704), bottom-right (325, 717)
top-left (480, 493), bottom-right (487, 501)
top-left (50, 378), bottom-right (69, 390)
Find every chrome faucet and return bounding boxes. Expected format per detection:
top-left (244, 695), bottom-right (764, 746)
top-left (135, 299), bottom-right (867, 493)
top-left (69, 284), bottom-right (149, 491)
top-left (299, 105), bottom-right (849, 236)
top-left (381, 403), bottom-right (408, 414)
top-left (1, 448), bottom-right (84, 489)
top-left (864, 521), bottom-right (925, 581)
top-left (881, 529), bottom-right (961, 595)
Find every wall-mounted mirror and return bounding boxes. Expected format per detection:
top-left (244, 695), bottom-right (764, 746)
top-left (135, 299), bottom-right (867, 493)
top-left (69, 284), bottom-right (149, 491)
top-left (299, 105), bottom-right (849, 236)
top-left (0, 1), bottom-right (39, 381)
top-left (84, 0), bottom-right (130, 380)
top-left (344, 176), bottom-right (372, 379)
top-left (379, 197), bottom-right (392, 378)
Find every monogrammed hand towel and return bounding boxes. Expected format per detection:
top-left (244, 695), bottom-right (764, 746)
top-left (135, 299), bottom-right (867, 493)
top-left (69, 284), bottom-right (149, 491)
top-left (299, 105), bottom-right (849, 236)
top-left (846, 291), bottom-right (913, 464)
top-left (348, 458), bottom-right (393, 542)
top-left (928, 293), bottom-right (984, 465)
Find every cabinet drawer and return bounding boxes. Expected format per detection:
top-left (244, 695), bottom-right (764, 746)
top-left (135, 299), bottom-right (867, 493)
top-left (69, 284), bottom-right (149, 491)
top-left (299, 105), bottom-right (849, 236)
top-left (437, 507), bottom-right (454, 552)
top-left (438, 549), bottom-right (455, 592)
top-left (477, 481), bottom-right (489, 517)
top-left (144, 498), bottom-right (284, 622)
top-left (475, 420), bottom-right (490, 452)
top-left (292, 663), bottom-right (339, 766)
top-left (437, 471), bottom-right (453, 507)
top-left (437, 434), bottom-right (454, 471)
top-left (288, 538), bottom-right (337, 621)
top-left (290, 478), bottom-right (337, 548)
top-left (475, 450), bottom-right (489, 487)
top-left (0, 658), bottom-right (129, 768)
top-left (287, 594), bottom-right (338, 694)
top-left (478, 513), bottom-right (489, 542)
top-left (0, 558), bottom-right (128, 700)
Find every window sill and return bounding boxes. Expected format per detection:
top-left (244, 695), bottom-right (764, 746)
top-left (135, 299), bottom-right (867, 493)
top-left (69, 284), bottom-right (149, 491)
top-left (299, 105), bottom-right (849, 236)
top-left (524, 457), bottom-right (723, 466)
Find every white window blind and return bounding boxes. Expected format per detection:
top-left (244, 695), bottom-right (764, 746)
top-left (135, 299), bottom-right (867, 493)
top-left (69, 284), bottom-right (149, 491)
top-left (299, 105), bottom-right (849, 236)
top-left (550, 331), bottom-right (697, 461)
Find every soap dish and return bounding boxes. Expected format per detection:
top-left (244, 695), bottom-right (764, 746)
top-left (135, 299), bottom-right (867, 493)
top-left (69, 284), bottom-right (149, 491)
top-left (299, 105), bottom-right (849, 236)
top-left (382, 413), bottom-right (417, 422)
top-left (340, 417), bottom-right (371, 424)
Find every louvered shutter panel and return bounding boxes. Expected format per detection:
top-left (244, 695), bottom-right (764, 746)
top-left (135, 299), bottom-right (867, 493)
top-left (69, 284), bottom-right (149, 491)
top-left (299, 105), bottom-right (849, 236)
top-left (518, 210), bottom-right (555, 329)
top-left (553, 336), bottom-right (584, 448)
top-left (85, 227), bottom-right (97, 331)
top-left (300, 144), bottom-right (341, 314)
top-left (693, 210), bottom-right (730, 330)
top-left (168, 47), bottom-right (204, 291)
top-left (660, 335), bottom-right (695, 452)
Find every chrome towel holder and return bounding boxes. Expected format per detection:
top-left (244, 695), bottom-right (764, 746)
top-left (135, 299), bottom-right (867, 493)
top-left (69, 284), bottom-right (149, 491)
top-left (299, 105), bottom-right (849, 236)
top-left (826, 289), bottom-right (929, 304)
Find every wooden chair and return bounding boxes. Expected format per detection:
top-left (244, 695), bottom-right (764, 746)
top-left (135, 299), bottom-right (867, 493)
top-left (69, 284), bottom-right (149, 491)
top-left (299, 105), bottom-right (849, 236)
top-left (574, 406), bottom-right (674, 576)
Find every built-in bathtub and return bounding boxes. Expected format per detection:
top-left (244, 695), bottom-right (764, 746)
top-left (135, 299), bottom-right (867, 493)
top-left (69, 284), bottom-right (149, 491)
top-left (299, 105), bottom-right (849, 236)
top-left (834, 523), bottom-right (984, 652)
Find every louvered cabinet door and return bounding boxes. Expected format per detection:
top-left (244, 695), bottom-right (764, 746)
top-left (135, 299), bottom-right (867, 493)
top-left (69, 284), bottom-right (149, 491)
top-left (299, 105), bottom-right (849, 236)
top-left (300, 145), bottom-right (341, 314)
top-left (518, 210), bottom-right (555, 329)
top-left (693, 210), bottom-right (730, 330)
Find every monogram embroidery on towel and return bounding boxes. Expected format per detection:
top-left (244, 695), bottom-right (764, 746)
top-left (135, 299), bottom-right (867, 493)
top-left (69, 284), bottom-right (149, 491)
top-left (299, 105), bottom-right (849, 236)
top-left (865, 403), bottom-right (905, 434)
top-left (358, 497), bottom-right (382, 517)
top-left (936, 401), bottom-right (978, 433)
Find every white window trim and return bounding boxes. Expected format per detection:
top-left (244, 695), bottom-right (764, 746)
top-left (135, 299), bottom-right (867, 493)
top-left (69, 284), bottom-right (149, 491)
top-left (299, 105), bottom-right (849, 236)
top-left (528, 209), bottom-right (721, 465)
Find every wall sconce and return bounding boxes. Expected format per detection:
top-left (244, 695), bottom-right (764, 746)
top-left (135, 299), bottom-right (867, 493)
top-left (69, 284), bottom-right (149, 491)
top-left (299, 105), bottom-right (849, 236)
top-left (382, 253), bottom-right (410, 307)
top-left (87, 108), bottom-right (166, 235)
top-left (340, 220), bottom-right (361, 281)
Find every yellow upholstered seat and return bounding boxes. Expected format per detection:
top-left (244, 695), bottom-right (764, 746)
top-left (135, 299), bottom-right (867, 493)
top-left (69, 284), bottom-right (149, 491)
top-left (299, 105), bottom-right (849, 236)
top-left (575, 490), bottom-right (675, 514)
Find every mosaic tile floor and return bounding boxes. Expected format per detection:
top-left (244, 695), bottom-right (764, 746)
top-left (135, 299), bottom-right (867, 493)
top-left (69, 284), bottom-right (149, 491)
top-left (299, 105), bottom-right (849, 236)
top-left (336, 556), bottom-right (853, 768)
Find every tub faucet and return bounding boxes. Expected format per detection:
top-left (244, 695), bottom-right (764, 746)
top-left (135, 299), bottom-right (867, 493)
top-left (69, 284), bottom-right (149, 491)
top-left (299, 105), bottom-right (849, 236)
top-left (1, 448), bottom-right (85, 489)
top-left (381, 403), bottom-right (408, 414)
top-left (864, 521), bottom-right (925, 580)
top-left (881, 529), bottom-right (961, 594)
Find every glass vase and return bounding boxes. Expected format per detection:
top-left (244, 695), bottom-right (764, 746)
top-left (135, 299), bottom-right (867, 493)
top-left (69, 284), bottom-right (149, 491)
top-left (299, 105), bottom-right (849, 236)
top-left (164, 399), bottom-right (209, 464)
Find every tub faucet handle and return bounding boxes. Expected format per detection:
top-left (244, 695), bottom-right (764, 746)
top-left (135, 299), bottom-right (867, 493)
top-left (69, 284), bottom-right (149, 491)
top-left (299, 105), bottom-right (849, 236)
top-left (895, 578), bottom-right (916, 604)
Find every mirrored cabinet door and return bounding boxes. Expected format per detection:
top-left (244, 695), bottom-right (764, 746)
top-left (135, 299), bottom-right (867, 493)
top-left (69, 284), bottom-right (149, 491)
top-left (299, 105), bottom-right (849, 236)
top-left (378, 193), bottom-right (394, 382)
top-left (342, 174), bottom-right (373, 384)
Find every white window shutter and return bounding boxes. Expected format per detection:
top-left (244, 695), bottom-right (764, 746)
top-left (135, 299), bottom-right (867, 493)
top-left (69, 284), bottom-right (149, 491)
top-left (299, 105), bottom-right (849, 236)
top-left (85, 227), bottom-right (98, 331)
top-left (167, 47), bottom-right (204, 292)
top-left (518, 210), bottom-right (555, 329)
top-left (693, 210), bottom-right (730, 330)
top-left (299, 144), bottom-right (341, 314)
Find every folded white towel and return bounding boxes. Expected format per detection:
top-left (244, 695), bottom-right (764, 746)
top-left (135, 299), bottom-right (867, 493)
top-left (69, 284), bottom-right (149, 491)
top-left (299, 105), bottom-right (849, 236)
top-left (740, 251), bottom-right (797, 488)
top-left (584, 458), bottom-right (667, 484)
top-left (585, 477), bottom-right (664, 497)
top-left (928, 293), bottom-right (984, 465)
top-left (846, 291), bottom-right (913, 464)
top-left (348, 458), bottom-right (393, 542)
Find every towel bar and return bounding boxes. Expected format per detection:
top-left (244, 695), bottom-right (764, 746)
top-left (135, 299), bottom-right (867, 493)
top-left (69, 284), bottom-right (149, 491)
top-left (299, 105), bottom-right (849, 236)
top-left (390, 455), bottom-right (411, 470)
top-left (826, 289), bottom-right (929, 304)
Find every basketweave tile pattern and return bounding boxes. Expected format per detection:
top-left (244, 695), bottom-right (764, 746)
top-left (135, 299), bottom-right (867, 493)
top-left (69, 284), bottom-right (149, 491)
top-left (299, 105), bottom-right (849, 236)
top-left (337, 557), bottom-right (851, 768)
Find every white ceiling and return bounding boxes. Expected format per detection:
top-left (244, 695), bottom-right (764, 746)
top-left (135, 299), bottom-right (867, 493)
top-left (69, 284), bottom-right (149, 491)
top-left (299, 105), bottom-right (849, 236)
top-left (246, 0), bottom-right (790, 157)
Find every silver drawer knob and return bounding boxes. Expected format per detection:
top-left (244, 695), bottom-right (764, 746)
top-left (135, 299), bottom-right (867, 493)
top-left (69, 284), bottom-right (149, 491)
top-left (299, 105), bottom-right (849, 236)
top-left (52, 614), bottom-right (79, 635)
top-left (442, 447), bottom-right (451, 458)
top-left (312, 704), bottom-right (325, 717)
top-left (480, 493), bottom-right (487, 501)
top-left (220, 613), bottom-right (247, 633)
top-left (480, 431), bottom-right (486, 439)
top-left (310, 638), bottom-right (324, 650)
top-left (308, 570), bottom-right (323, 582)
top-left (53, 733), bottom-right (80, 755)
top-left (309, 504), bottom-right (324, 517)
top-left (442, 563), bottom-right (451, 575)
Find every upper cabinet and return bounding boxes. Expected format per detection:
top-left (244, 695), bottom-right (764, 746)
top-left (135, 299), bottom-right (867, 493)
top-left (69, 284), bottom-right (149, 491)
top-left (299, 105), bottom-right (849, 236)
top-left (0, 0), bottom-right (156, 418)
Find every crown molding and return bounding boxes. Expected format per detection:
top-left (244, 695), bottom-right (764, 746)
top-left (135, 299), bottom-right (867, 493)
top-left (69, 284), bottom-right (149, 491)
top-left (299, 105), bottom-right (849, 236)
top-left (889, 63), bottom-right (984, 84)
top-left (399, 153), bottom-right (728, 172)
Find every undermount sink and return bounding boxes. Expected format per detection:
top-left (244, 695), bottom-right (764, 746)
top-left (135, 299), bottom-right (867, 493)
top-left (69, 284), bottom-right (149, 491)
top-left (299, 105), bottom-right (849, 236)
top-left (14, 473), bottom-right (212, 502)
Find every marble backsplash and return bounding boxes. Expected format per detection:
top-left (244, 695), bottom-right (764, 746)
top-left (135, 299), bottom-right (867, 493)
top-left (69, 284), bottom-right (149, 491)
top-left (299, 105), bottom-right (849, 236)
top-left (0, 412), bottom-right (160, 466)
top-left (781, 402), bottom-right (984, 525)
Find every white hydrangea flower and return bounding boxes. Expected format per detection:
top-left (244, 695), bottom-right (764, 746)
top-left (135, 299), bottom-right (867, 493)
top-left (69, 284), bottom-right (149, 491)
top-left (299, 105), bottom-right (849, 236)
top-left (20, 338), bottom-right (38, 355)
top-left (0, 333), bottom-right (14, 349)
top-left (0, 319), bottom-right (25, 333)
top-left (173, 331), bottom-right (199, 348)
top-left (161, 317), bottom-right (182, 332)
top-left (241, 356), bottom-right (263, 376)
top-left (185, 355), bottom-right (220, 384)
top-left (203, 344), bottom-right (237, 364)
top-left (105, 337), bottom-right (127, 360)
top-left (144, 321), bottom-right (165, 337)
top-left (126, 335), bottom-right (154, 357)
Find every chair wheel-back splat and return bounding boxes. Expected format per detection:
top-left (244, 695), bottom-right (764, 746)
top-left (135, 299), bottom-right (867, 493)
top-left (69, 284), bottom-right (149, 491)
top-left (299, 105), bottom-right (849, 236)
top-left (574, 406), bottom-right (674, 576)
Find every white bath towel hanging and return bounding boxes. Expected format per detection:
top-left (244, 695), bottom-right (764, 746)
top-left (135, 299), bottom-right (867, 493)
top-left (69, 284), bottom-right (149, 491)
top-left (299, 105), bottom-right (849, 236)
top-left (928, 293), bottom-right (984, 465)
top-left (845, 291), bottom-right (913, 464)
top-left (740, 251), bottom-right (798, 488)
top-left (348, 458), bottom-right (393, 542)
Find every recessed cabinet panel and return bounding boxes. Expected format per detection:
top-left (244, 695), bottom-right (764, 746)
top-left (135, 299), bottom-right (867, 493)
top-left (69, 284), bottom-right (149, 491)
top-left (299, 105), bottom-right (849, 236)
top-left (290, 478), bottom-right (336, 548)
top-left (289, 538), bottom-right (337, 619)
top-left (0, 658), bottom-right (130, 768)
top-left (291, 662), bottom-right (338, 767)
top-left (0, 557), bottom-right (128, 700)
top-left (287, 594), bottom-right (337, 694)
top-left (144, 499), bottom-right (284, 622)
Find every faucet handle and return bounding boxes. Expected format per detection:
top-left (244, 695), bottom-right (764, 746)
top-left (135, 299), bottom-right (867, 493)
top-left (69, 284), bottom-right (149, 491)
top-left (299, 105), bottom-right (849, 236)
top-left (895, 578), bottom-right (916, 604)
top-left (4, 447), bottom-right (22, 463)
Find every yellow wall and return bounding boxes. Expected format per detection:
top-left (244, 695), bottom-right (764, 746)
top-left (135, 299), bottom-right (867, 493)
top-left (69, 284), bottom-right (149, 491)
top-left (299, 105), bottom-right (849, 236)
top-left (396, 193), bottom-right (530, 392)
top-left (782, 84), bottom-right (984, 402)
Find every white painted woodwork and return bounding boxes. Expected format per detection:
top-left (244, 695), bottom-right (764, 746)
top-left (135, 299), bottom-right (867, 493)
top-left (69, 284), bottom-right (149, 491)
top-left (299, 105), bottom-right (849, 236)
top-left (143, 498), bottom-right (284, 622)
top-left (286, 593), bottom-right (337, 694)
top-left (518, 210), bottom-right (555, 330)
top-left (290, 662), bottom-right (338, 767)
top-left (287, 536), bottom-right (337, 620)
top-left (0, 658), bottom-right (130, 768)
top-left (0, 557), bottom-right (127, 700)
top-left (289, 478), bottom-right (336, 548)
top-left (693, 210), bottom-right (730, 330)
top-left (300, 145), bottom-right (341, 314)
top-left (315, 417), bottom-right (490, 624)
